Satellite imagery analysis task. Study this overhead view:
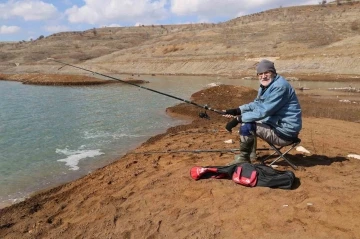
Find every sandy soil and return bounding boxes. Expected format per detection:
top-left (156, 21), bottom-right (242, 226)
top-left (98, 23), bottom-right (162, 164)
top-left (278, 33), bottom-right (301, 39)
top-left (1, 84), bottom-right (359, 239)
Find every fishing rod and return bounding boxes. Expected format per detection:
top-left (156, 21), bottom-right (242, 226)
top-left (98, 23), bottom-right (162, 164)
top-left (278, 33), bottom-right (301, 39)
top-left (130, 148), bottom-right (241, 154)
top-left (47, 58), bottom-right (225, 119)
top-left (130, 148), bottom-right (270, 155)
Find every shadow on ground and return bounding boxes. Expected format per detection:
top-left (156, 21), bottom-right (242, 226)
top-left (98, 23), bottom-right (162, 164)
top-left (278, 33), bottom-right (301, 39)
top-left (260, 154), bottom-right (348, 169)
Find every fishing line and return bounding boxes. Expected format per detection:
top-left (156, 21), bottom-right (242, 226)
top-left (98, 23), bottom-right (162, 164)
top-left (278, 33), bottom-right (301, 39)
top-left (129, 148), bottom-right (270, 155)
top-left (47, 58), bottom-right (224, 119)
top-left (130, 148), bottom-right (240, 154)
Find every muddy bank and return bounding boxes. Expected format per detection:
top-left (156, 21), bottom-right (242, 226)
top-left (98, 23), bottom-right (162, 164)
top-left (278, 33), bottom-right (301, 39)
top-left (0, 73), bottom-right (149, 86)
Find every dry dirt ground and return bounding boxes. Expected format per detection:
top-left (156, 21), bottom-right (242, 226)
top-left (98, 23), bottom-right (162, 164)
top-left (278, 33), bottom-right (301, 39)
top-left (1, 84), bottom-right (359, 239)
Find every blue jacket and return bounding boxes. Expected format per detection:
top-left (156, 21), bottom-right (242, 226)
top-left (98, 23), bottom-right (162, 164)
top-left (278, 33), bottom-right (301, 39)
top-left (239, 74), bottom-right (302, 140)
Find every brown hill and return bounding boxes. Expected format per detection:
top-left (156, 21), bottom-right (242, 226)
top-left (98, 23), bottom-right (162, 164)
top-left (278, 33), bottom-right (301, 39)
top-left (1, 3), bottom-right (360, 77)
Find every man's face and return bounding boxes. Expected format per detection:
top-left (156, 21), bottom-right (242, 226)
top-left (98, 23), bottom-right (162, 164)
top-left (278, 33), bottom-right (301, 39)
top-left (257, 71), bottom-right (274, 87)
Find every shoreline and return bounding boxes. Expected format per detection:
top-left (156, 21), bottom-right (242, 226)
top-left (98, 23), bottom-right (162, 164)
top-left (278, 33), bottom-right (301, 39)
top-left (1, 72), bottom-right (360, 86)
top-left (0, 81), bottom-right (358, 211)
top-left (1, 85), bottom-right (360, 238)
top-left (0, 120), bottom-right (190, 210)
top-left (0, 73), bottom-right (150, 85)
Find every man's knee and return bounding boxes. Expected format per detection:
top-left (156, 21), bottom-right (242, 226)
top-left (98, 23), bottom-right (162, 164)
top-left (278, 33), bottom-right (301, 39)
top-left (240, 122), bottom-right (256, 136)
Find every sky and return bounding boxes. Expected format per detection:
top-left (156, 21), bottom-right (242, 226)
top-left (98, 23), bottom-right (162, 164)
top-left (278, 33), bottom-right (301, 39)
top-left (0, 0), bottom-right (320, 42)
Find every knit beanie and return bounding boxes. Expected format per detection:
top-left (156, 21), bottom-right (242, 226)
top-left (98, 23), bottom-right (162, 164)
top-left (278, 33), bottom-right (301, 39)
top-left (256, 59), bottom-right (276, 74)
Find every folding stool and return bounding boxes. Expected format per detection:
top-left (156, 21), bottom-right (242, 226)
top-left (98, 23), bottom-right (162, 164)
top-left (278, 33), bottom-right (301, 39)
top-left (260, 138), bottom-right (301, 170)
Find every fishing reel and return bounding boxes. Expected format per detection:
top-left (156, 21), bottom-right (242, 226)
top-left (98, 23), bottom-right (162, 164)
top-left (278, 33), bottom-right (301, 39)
top-left (199, 111), bottom-right (210, 120)
top-left (199, 104), bottom-right (210, 119)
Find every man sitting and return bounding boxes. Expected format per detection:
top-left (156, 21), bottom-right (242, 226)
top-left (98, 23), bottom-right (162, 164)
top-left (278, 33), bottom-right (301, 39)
top-left (223, 59), bottom-right (302, 165)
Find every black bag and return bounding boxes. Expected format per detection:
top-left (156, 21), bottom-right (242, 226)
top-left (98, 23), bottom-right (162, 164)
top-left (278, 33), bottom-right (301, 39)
top-left (190, 162), bottom-right (295, 190)
top-left (253, 164), bottom-right (295, 189)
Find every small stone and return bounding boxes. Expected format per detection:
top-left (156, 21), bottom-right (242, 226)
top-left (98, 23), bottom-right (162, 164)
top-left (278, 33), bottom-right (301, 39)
top-left (296, 146), bottom-right (311, 154)
top-left (347, 154), bottom-right (360, 160)
top-left (224, 139), bottom-right (234, 144)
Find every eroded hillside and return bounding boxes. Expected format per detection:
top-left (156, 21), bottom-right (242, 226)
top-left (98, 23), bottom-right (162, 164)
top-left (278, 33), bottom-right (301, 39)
top-left (1, 2), bottom-right (360, 76)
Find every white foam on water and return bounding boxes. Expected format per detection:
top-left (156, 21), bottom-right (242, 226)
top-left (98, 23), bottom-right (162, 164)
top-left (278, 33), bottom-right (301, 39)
top-left (56, 147), bottom-right (104, 171)
top-left (206, 82), bottom-right (222, 87)
top-left (83, 131), bottom-right (143, 139)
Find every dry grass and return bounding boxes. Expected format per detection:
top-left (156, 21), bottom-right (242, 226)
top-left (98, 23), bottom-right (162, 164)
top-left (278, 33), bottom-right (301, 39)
top-left (162, 45), bottom-right (184, 54)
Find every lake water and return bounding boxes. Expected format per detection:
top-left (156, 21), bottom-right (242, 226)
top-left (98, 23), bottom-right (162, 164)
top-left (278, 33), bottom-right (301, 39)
top-left (1, 75), bottom-right (359, 207)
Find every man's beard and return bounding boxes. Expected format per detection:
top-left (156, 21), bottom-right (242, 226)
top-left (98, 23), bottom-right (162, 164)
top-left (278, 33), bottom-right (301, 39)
top-left (260, 75), bottom-right (274, 87)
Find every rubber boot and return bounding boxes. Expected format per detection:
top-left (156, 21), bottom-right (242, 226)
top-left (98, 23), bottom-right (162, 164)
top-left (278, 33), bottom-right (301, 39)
top-left (227, 135), bottom-right (254, 165)
top-left (250, 135), bottom-right (257, 161)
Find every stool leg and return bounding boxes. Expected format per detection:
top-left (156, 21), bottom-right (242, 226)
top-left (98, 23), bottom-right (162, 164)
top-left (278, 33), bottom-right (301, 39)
top-left (261, 146), bottom-right (283, 164)
top-left (269, 145), bottom-right (298, 170)
top-left (262, 142), bottom-right (299, 170)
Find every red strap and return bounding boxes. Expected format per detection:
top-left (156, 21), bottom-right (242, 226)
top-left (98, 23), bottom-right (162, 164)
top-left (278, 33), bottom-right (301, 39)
top-left (190, 167), bottom-right (218, 180)
top-left (232, 166), bottom-right (257, 187)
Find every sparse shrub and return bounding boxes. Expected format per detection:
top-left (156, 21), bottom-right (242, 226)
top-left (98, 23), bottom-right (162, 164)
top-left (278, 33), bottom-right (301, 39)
top-left (350, 20), bottom-right (359, 31)
top-left (37, 35), bottom-right (44, 40)
top-left (162, 45), bottom-right (183, 54)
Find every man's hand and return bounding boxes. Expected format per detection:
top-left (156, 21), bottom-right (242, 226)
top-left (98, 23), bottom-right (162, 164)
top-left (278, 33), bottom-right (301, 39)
top-left (225, 118), bottom-right (239, 133)
top-left (223, 108), bottom-right (241, 116)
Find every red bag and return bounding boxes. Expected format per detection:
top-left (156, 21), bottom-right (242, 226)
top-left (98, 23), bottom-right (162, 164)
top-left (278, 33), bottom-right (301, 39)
top-left (232, 164), bottom-right (258, 187)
